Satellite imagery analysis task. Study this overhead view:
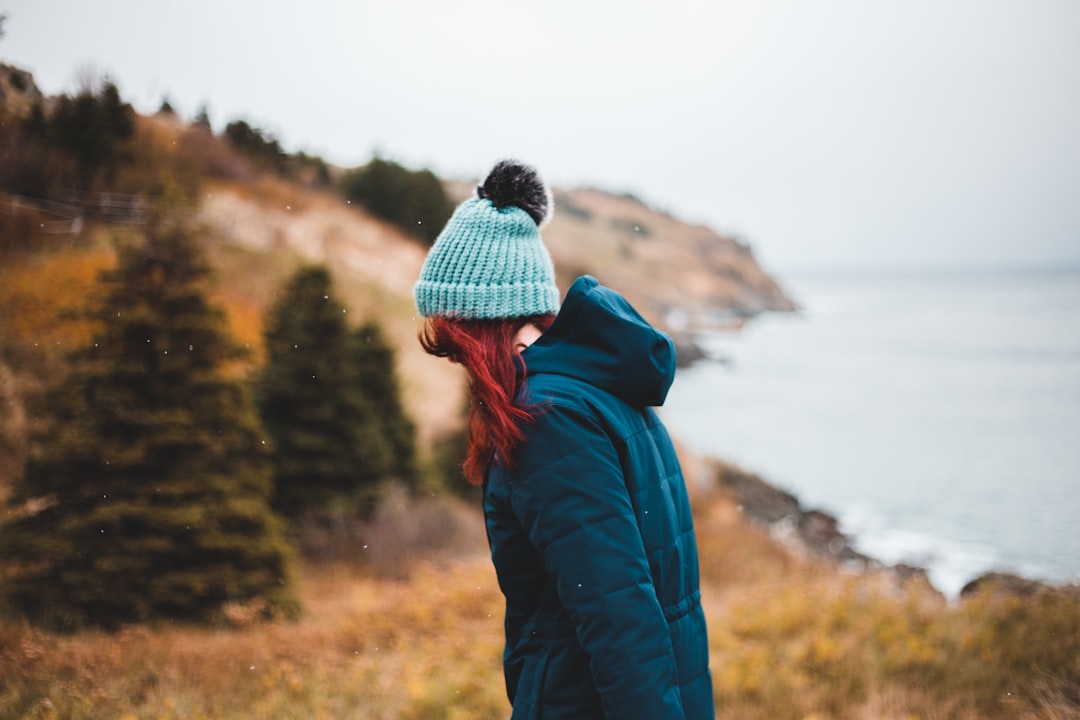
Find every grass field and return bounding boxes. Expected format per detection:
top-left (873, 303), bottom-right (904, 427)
top-left (2, 484), bottom-right (1078, 720)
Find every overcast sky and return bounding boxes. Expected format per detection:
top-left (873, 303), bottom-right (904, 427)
top-left (3, 0), bottom-right (1079, 274)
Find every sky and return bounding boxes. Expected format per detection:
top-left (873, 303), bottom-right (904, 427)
top-left (3, 0), bottom-right (1079, 274)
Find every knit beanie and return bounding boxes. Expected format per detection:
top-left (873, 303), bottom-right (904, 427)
top-left (414, 160), bottom-right (559, 319)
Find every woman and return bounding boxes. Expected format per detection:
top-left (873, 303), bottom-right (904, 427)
top-left (416, 160), bottom-right (714, 720)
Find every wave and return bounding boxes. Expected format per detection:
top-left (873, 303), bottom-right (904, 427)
top-left (838, 504), bottom-right (1051, 598)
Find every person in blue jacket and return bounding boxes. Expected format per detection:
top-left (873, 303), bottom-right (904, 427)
top-left (415, 160), bottom-right (714, 720)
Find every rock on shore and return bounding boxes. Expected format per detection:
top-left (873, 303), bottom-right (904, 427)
top-left (710, 459), bottom-right (932, 586)
top-left (709, 459), bottom-right (1080, 600)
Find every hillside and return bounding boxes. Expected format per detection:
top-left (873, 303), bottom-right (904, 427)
top-left (545, 188), bottom-right (795, 322)
top-left (0, 61), bottom-right (796, 451)
top-left (193, 174), bottom-right (461, 450)
top-left (443, 180), bottom-right (795, 323)
top-left (0, 69), bottom-right (795, 476)
top-left (185, 127), bottom-right (795, 447)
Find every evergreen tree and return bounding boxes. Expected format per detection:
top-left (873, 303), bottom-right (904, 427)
top-left (406, 168), bottom-right (456, 244)
top-left (348, 322), bottom-right (419, 487)
top-left (0, 219), bottom-right (296, 630)
top-left (341, 158), bottom-right (408, 226)
top-left (255, 266), bottom-right (395, 518)
top-left (223, 119), bottom-right (287, 174)
top-left (193, 104), bottom-right (212, 132)
top-left (291, 151), bottom-right (331, 188)
top-left (432, 399), bottom-right (473, 499)
top-left (47, 80), bottom-right (135, 188)
top-left (22, 102), bottom-right (47, 139)
top-left (340, 158), bottom-right (453, 245)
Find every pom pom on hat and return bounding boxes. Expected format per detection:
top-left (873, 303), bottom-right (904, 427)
top-left (476, 159), bottom-right (553, 227)
top-left (414, 159), bottom-right (559, 320)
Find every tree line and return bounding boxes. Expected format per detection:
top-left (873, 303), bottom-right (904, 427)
top-left (0, 221), bottom-right (422, 631)
top-left (0, 73), bottom-right (453, 249)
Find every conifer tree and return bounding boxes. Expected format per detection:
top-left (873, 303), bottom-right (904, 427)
top-left (340, 158), bottom-right (453, 245)
top-left (47, 80), bottom-right (135, 188)
top-left (0, 219), bottom-right (296, 630)
top-left (256, 266), bottom-right (397, 518)
top-left (223, 119), bottom-right (287, 174)
top-left (349, 322), bottom-right (419, 487)
top-left (193, 104), bottom-right (212, 132)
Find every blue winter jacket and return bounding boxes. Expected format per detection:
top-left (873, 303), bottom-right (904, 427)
top-left (484, 275), bottom-right (714, 720)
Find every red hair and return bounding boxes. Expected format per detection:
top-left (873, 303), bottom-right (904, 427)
top-left (420, 314), bottom-right (555, 485)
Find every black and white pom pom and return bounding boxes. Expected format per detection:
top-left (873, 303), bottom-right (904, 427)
top-left (477, 159), bottom-right (553, 227)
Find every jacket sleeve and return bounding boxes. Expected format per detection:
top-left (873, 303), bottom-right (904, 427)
top-left (509, 402), bottom-right (686, 720)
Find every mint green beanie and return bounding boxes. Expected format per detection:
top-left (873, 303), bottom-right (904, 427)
top-left (414, 160), bottom-right (559, 320)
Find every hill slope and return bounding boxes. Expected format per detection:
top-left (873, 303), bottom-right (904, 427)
top-left (192, 148), bottom-right (795, 448)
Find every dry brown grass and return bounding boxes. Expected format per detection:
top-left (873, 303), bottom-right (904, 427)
top-left (0, 558), bottom-right (508, 720)
top-left (3, 485), bottom-right (1077, 720)
top-left (0, 244), bottom-right (115, 351)
top-left (0, 242), bottom-right (118, 494)
top-left (0, 489), bottom-right (504, 720)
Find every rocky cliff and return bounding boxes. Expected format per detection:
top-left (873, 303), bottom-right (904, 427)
top-left (546, 188), bottom-right (796, 324)
top-left (445, 181), bottom-right (796, 334)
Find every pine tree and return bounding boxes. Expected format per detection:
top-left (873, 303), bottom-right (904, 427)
top-left (193, 104), bottom-right (212, 131)
top-left (405, 168), bottom-right (455, 245)
top-left (46, 81), bottom-right (135, 189)
top-left (340, 158), bottom-right (453, 245)
top-left (349, 322), bottom-right (419, 487)
top-left (256, 266), bottom-right (395, 518)
top-left (432, 398), bottom-right (473, 499)
top-left (223, 119), bottom-right (287, 174)
top-left (0, 220), bottom-right (296, 630)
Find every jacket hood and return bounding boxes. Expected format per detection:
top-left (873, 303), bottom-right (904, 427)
top-left (522, 275), bottom-right (676, 408)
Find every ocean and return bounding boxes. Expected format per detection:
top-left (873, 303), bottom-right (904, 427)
top-left (663, 269), bottom-right (1080, 597)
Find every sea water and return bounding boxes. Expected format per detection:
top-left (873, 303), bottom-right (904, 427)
top-left (663, 269), bottom-right (1080, 597)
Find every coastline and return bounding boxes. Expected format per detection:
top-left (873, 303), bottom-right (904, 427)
top-left (707, 460), bottom-right (930, 584)
top-left (706, 456), bottom-right (1076, 601)
top-left (666, 268), bottom-right (1080, 600)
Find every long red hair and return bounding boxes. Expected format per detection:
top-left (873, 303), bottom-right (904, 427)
top-left (420, 314), bottom-right (556, 485)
